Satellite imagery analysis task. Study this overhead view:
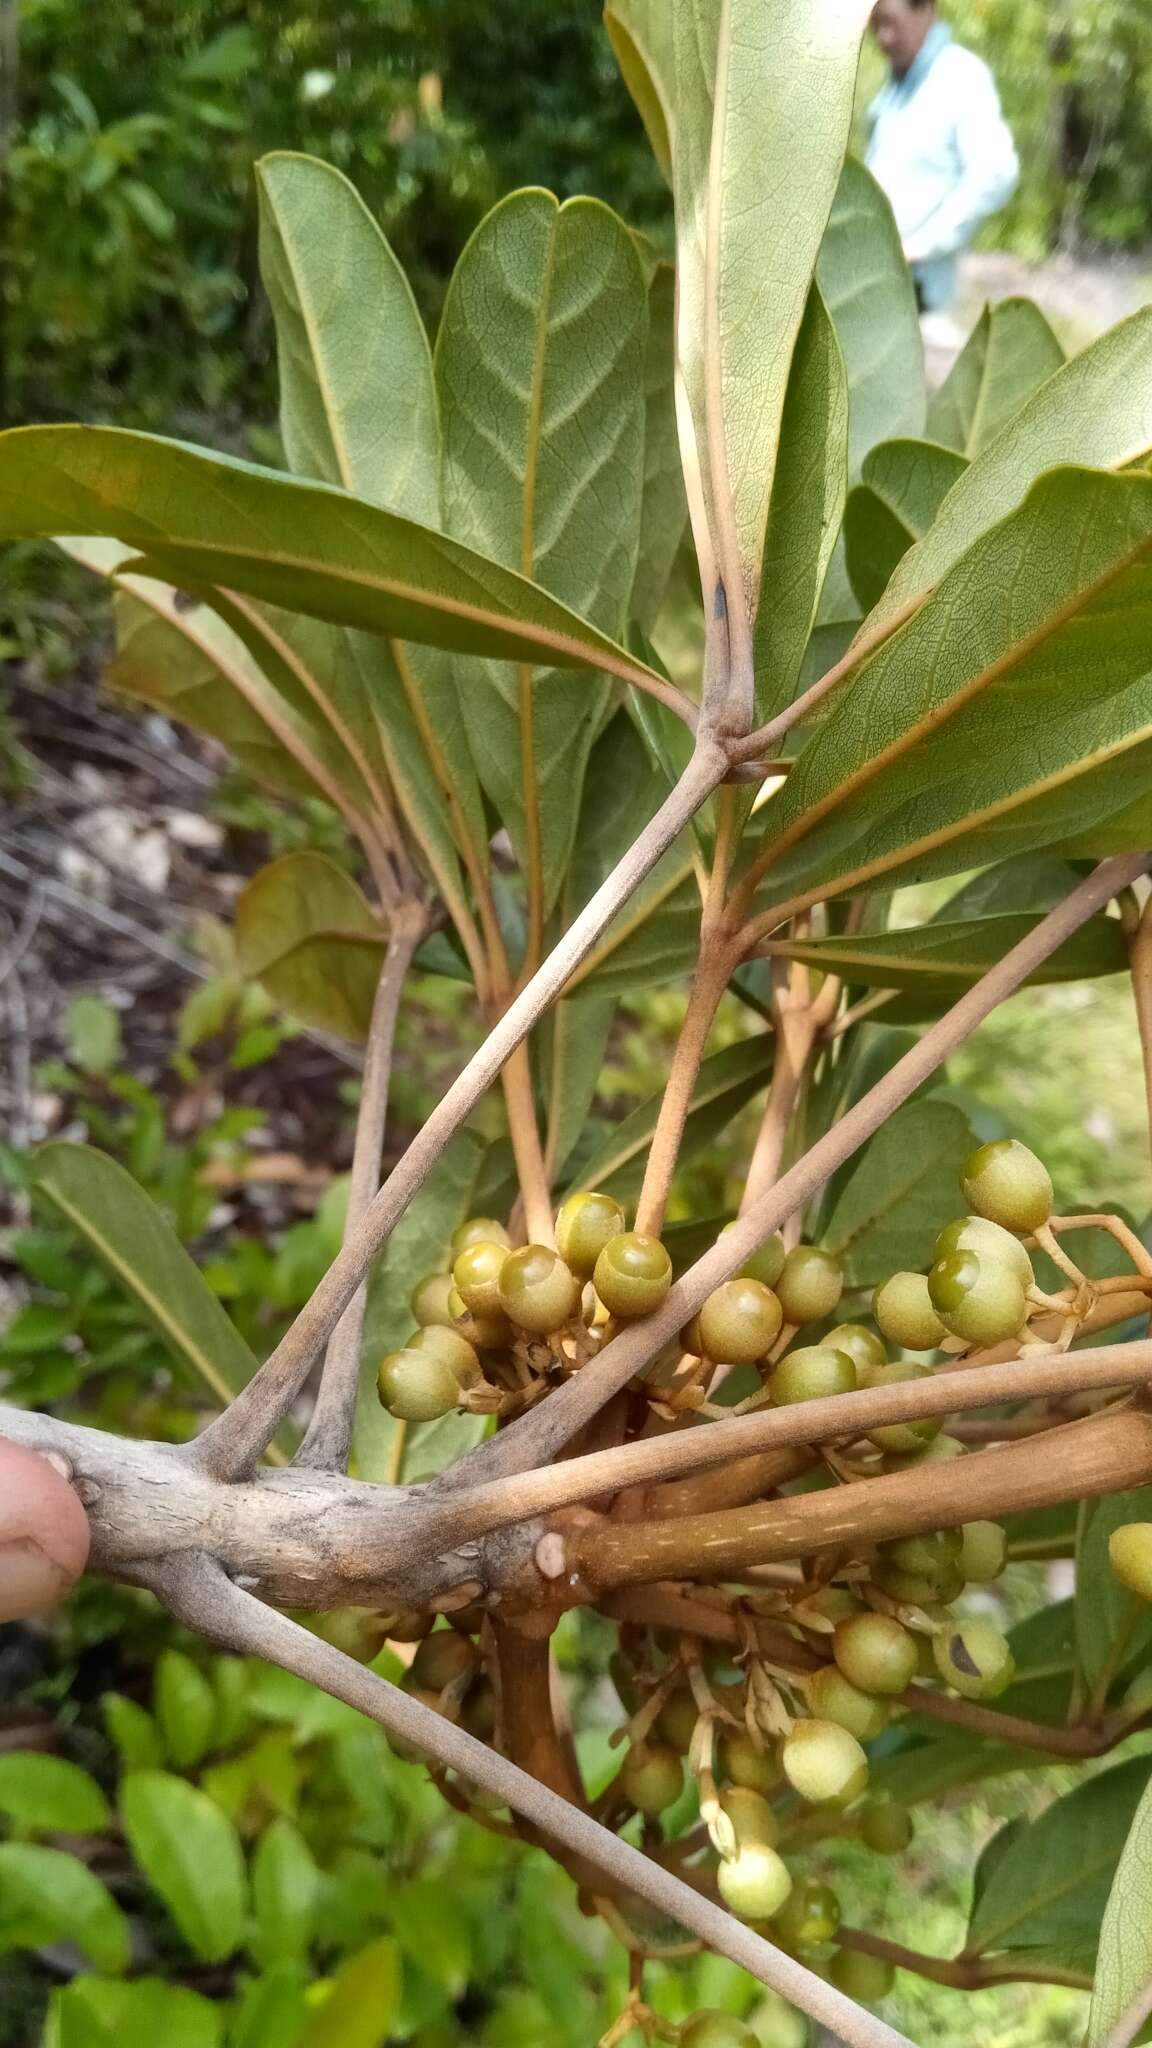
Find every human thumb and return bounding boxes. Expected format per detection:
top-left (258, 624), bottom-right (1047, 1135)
top-left (0, 1439), bottom-right (91, 1620)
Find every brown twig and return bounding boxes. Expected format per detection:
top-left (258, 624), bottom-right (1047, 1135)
top-left (835, 1926), bottom-right (1091, 1994)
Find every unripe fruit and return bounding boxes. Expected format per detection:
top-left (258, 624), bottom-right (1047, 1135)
top-left (724, 1732), bottom-right (778, 1794)
top-left (657, 1687), bottom-right (699, 1755)
top-left (879, 1529), bottom-right (962, 1580)
top-left (312, 1607), bottom-right (390, 1662)
top-left (774, 1876), bottom-right (841, 1950)
top-left (389, 1685), bottom-right (450, 1762)
top-left (452, 1240), bottom-right (508, 1317)
top-left (697, 1277), bottom-right (783, 1362)
top-left (1108, 1522), bottom-right (1152, 1602)
top-left (928, 1249), bottom-right (1027, 1346)
top-left (620, 1742), bottom-right (684, 1816)
top-left (377, 1349), bottom-right (460, 1422)
top-left (593, 1231), bottom-right (672, 1317)
top-left (771, 1344), bottom-right (856, 1406)
top-left (859, 1799), bottom-right (913, 1856)
top-left (782, 1719), bottom-right (868, 1806)
top-left (806, 1665), bottom-right (890, 1742)
top-left (829, 1948), bottom-right (894, 2001)
top-left (460, 1677), bottom-right (497, 1742)
top-left (379, 1607), bottom-right (434, 1643)
top-left (680, 2013), bottom-right (758, 2048)
top-left (959, 1520), bottom-right (1008, 1584)
top-left (719, 1785), bottom-right (779, 1849)
top-left (934, 1214), bottom-right (1033, 1292)
top-left (554, 1190), bottom-right (625, 1275)
top-left (797, 1586), bottom-right (860, 1628)
top-left (962, 1138), bottom-right (1052, 1234)
top-left (933, 1620), bottom-right (1016, 1699)
top-left (825, 1322), bottom-right (888, 1381)
top-left (410, 1271), bottom-right (456, 1329)
top-left (717, 1843), bottom-right (793, 1920)
top-left (883, 1430), bottom-right (965, 1471)
top-left (833, 1614), bottom-right (917, 1697)
top-left (446, 1286), bottom-right (511, 1350)
top-left (723, 1224), bottom-right (785, 1289)
top-left (872, 1272), bottom-right (945, 1351)
top-left (451, 1216), bottom-right (511, 1256)
top-left (406, 1324), bottom-right (480, 1385)
top-left (864, 1360), bottom-right (943, 1454)
top-left (497, 1244), bottom-right (580, 1334)
top-left (872, 1557), bottom-right (964, 1607)
top-left (776, 1246), bottom-right (843, 1325)
top-left (410, 1628), bottom-right (479, 1692)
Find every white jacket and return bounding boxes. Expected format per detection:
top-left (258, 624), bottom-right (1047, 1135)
top-left (866, 24), bottom-right (1019, 310)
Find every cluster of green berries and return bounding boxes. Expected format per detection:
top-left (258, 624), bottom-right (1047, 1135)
top-left (874, 1140), bottom-right (1052, 1355)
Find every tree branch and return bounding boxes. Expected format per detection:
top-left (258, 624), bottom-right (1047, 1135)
top-left (189, 739), bottom-right (728, 1480)
top-left (446, 854), bottom-right (1150, 1491)
top-left (152, 1556), bottom-right (913, 2048)
top-left (835, 1927), bottom-right (1091, 1994)
top-left (295, 907), bottom-right (425, 1472)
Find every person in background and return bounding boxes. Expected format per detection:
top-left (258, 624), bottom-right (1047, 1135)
top-left (867, 1), bottom-right (1019, 328)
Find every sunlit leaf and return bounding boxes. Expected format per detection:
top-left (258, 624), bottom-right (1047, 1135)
top-left (967, 1758), bottom-right (1152, 1961)
top-left (297, 1937), bottom-right (400, 2048)
top-left (632, 262), bottom-right (688, 633)
top-left (251, 1817), bottom-right (320, 1967)
top-left (1088, 1774), bottom-right (1152, 2045)
top-left (764, 908), bottom-right (1126, 994)
top-left (0, 1753), bottom-right (110, 1834)
top-left (928, 297), bottom-right (1066, 458)
top-left (154, 1650), bottom-right (218, 1771)
top-left (120, 1770), bottom-right (247, 1964)
top-left (604, 0), bottom-right (674, 182)
top-left (0, 1843), bottom-right (128, 1972)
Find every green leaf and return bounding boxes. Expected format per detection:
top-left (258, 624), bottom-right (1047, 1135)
top-left (844, 438), bottom-right (967, 613)
top-left (670, 0), bottom-right (868, 632)
top-left (120, 1770), bottom-right (248, 1963)
top-left (257, 152), bottom-right (438, 524)
top-left (353, 1130), bottom-right (496, 1482)
top-left (297, 1937), bottom-right (400, 2048)
top-left (154, 1650), bottom-right (218, 1771)
top-left (0, 1753), bottom-right (110, 1834)
top-left (632, 262), bottom-right (687, 633)
top-left (754, 285), bottom-right (849, 719)
top-left (822, 1099), bottom-right (973, 1288)
top-left (604, 0), bottom-right (674, 183)
top-left (65, 995), bottom-right (122, 1077)
top-left (233, 853), bottom-right (383, 1042)
top-left (29, 1143), bottom-right (263, 1413)
top-left (928, 297), bottom-right (1066, 458)
top-left (876, 306), bottom-right (1152, 621)
top-left (763, 909), bottom-right (1126, 996)
top-left (229, 1969), bottom-right (310, 2048)
top-left (0, 426), bottom-right (667, 691)
top-left (1076, 1483), bottom-right (1152, 1696)
top-left (434, 188), bottom-right (648, 910)
top-left (250, 1817), bottom-right (319, 1967)
top-left (50, 1978), bottom-right (225, 2048)
top-left (103, 1693), bottom-right (164, 1769)
top-left (1088, 1773), bottom-right (1152, 2046)
top-left (754, 466), bottom-right (1152, 909)
top-left (572, 1037), bottom-right (772, 1204)
top-left (967, 1758), bottom-right (1152, 1960)
top-left (0, 1842), bottom-right (128, 1972)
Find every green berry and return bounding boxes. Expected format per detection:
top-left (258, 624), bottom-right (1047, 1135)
top-left (872, 1272), bottom-right (946, 1351)
top-left (859, 1799), bottom-right (913, 1856)
top-left (928, 1249), bottom-right (1027, 1345)
top-left (962, 1139), bottom-right (1052, 1234)
top-left (959, 1520), bottom-right (1007, 1584)
top-left (932, 1620), bottom-right (1016, 1699)
top-left (781, 1719), bottom-right (868, 1806)
top-left (722, 1224), bottom-right (786, 1288)
top-left (880, 1530), bottom-right (962, 1580)
top-left (410, 1628), bottom-right (479, 1692)
top-left (806, 1665), bottom-right (890, 1742)
top-left (871, 1557), bottom-right (964, 1607)
top-left (1109, 1523), bottom-right (1152, 1602)
top-left (883, 1431), bottom-right (965, 1471)
top-left (719, 1785), bottom-right (780, 1848)
top-left (410, 1271), bottom-right (456, 1329)
top-left (829, 1948), bottom-right (894, 2001)
top-left (451, 1217), bottom-right (511, 1256)
top-left (452, 1240), bottom-right (509, 1318)
top-left (771, 1344), bottom-right (857, 1406)
top-left (446, 1286), bottom-right (512, 1349)
top-left (498, 1244), bottom-right (580, 1334)
top-left (379, 1607), bottom-right (434, 1643)
top-left (377, 1349), bottom-right (460, 1422)
top-left (460, 1677), bottom-right (497, 1742)
top-left (724, 1732), bottom-right (778, 1794)
top-left (593, 1231), bottom-right (672, 1317)
top-left (620, 1743), bottom-right (684, 1816)
top-left (776, 1245), bottom-right (843, 1325)
top-left (717, 1843), bottom-right (793, 1920)
top-left (796, 1586), bottom-right (860, 1628)
top-left (773, 1876), bottom-right (840, 1950)
top-left (864, 1360), bottom-right (944, 1453)
top-left (657, 1687), bottom-right (699, 1754)
top-left (406, 1324), bottom-right (480, 1385)
top-left (680, 2013), bottom-right (758, 2048)
top-left (833, 1614), bottom-right (917, 1697)
top-left (554, 1191), bottom-right (625, 1276)
top-left (825, 1322), bottom-right (888, 1381)
top-left (934, 1215), bottom-right (1033, 1292)
top-left (388, 1686), bottom-right (447, 1764)
top-left (697, 1277), bottom-right (783, 1362)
